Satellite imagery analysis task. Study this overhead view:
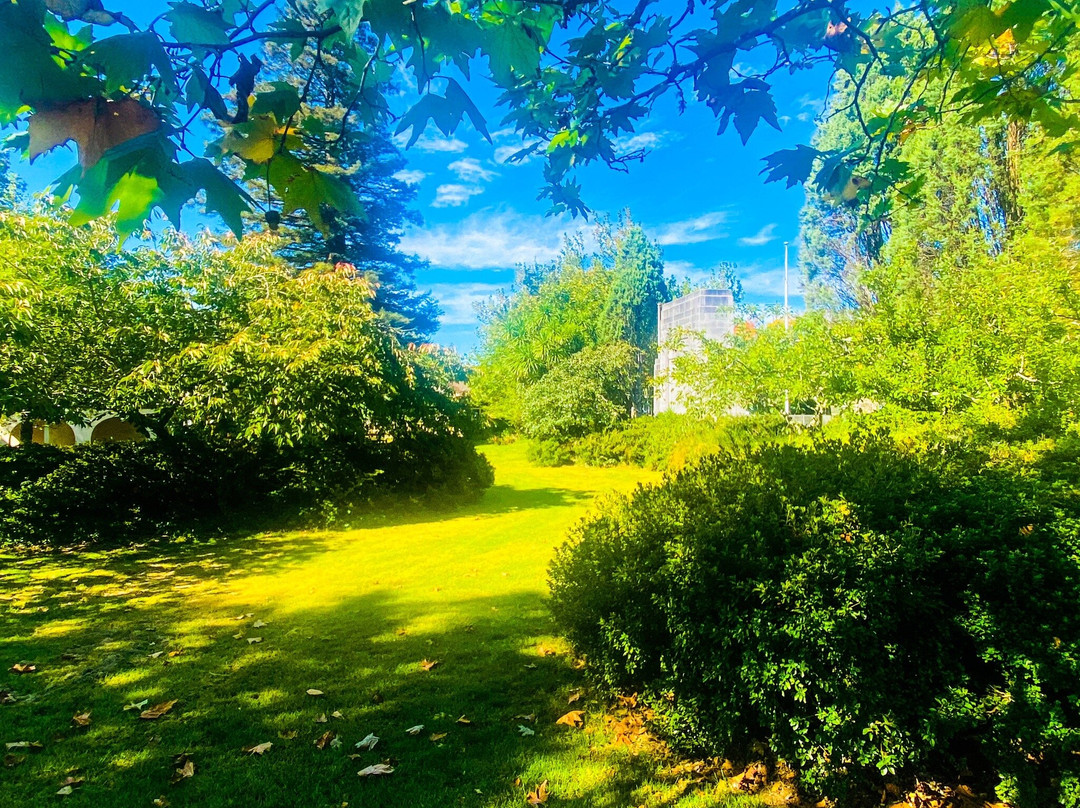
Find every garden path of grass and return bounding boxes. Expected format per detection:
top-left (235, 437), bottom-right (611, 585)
top-left (1, 444), bottom-right (764, 808)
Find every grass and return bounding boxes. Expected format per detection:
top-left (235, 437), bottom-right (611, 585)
top-left (0, 444), bottom-right (765, 808)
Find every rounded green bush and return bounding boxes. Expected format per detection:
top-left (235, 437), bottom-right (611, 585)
top-left (549, 433), bottom-right (1080, 805)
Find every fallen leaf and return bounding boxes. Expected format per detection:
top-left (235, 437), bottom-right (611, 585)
top-left (253, 621), bottom-right (267, 629)
top-left (567, 690), bottom-right (582, 705)
top-left (457, 715), bottom-right (472, 725)
top-left (616, 694), bottom-right (637, 709)
top-left (5, 741), bottom-right (43, 752)
top-left (123, 699), bottom-right (150, 712)
top-left (9, 663), bottom-right (36, 674)
top-left (29, 97), bottom-right (163, 171)
top-left (4, 754), bottom-right (26, 768)
top-left (57, 786), bottom-right (74, 796)
top-left (331, 711), bottom-right (343, 719)
top-left (357, 763), bottom-right (394, 777)
top-left (514, 714), bottom-right (536, 723)
top-left (152, 799), bottom-right (170, 807)
top-left (419, 659), bottom-right (439, 672)
top-left (247, 637), bottom-right (262, 645)
top-left (537, 644), bottom-right (557, 657)
top-left (354, 733), bottom-right (379, 750)
top-left (555, 710), bottom-right (585, 728)
top-left (314, 731), bottom-right (336, 750)
top-left (170, 759), bottom-right (194, 785)
top-left (526, 779), bottom-right (549, 805)
top-left (167, 650), bottom-right (184, 658)
top-left (72, 712), bottom-right (92, 727)
top-left (60, 653), bottom-right (79, 661)
top-left (518, 725), bottom-right (535, 737)
top-left (148, 651), bottom-right (164, 659)
top-left (140, 700), bottom-right (178, 720)
top-left (0, 691), bottom-right (14, 705)
top-left (243, 742), bottom-right (272, 756)
top-left (232, 613), bottom-right (253, 621)
top-left (430, 732), bottom-right (447, 742)
top-left (523, 663), bottom-right (538, 670)
top-left (59, 776), bottom-right (85, 788)
top-left (278, 730), bottom-right (298, 740)
top-left (306, 689), bottom-right (324, 697)
top-left (405, 725), bottom-right (424, 735)
top-left (315, 714), bottom-right (328, 724)
top-left (330, 737), bottom-right (342, 749)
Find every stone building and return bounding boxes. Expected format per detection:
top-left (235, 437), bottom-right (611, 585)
top-left (653, 288), bottom-right (735, 414)
top-left (1, 414), bottom-right (148, 447)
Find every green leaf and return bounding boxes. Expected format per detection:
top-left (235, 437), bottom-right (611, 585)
top-left (167, 1), bottom-right (231, 46)
top-left (269, 154), bottom-right (360, 233)
top-left (185, 68), bottom-right (229, 121)
top-left (83, 33), bottom-right (178, 96)
top-left (180, 158), bottom-right (253, 238)
top-left (483, 19), bottom-right (543, 85)
top-left (250, 82), bottom-right (302, 122)
top-left (760, 145), bottom-right (822, 188)
top-left (317, 0), bottom-right (368, 39)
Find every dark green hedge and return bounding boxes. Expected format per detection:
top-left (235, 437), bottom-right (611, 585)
top-left (0, 435), bottom-right (493, 546)
top-left (549, 432), bottom-right (1080, 806)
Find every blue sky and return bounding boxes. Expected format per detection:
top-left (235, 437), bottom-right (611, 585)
top-left (11, 1), bottom-right (835, 354)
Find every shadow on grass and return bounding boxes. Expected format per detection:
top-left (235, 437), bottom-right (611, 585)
top-left (0, 579), bottom-right (706, 808)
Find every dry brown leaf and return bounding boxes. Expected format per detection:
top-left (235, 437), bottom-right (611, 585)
top-left (171, 759), bottom-right (194, 785)
top-left (555, 710), bottom-right (585, 728)
top-left (536, 644), bottom-right (557, 657)
top-left (71, 712), bottom-right (91, 727)
top-left (357, 763), bottom-right (394, 777)
top-left (9, 663), bottom-right (36, 674)
top-left (306, 689), bottom-right (324, 697)
top-left (429, 732), bottom-right (447, 742)
top-left (526, 779), bottom-right (549, 805)
top-left (514, 714), bottom-right (535, 723)
top-left (59, 776), bottom-right (84, 788)
top-left (278, 730), bottom-right (298, 740)
top-left (456, 715), bottom-right (472, 725)
top-left (315, 714), bottom-right (328, 724)
top-left (419, 659), bottom-right (439, 672)
top-left (243, 742), bottom-right (272, 756)
top-left (314, 730), bottom-right (336, 750)
top-left (29, 98), bottom-right (161, 169)
top-left (567, 690), bottom-right (582, 705)
top-left (0, 690), bottom-right (15, 705)
top-left (5, 741), bottom-right (43, 752)
top-left (167, 650), bottom-right (183, 658)
top-left (140, 700), bottom-right (178, 720)
top-left (4, 753), bottom-right (26, 768)
top-left (616, 694), bottom-right (637, 709)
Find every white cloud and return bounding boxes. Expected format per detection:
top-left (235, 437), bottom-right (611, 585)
top-left (448, 157), bottom-right (497, 183)
top-left (399, 210), bottom-right (582, 269)
top-left (613, 130), bottom-right (671, 154)
top-left (395, 131), bottom-right (469, 153)
top-left (393, 169), bottom-right (427, 185)
top-left (738, 223), bottom-right (778, 247)
top-left (741, 264), bottom-right (804, 296)
top-left (799, 94), bottom-right (826, 114)
top-left (654, 212), bottom-right (729, 246)
top-left (433, 184), bottom-right (485, 207)
top-left (429, 282), bottom-right (508, 325)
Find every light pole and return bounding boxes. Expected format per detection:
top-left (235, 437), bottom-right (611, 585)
top-left (783, 241), bottom-right (790, 417)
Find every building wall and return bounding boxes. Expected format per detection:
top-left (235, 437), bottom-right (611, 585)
top-left (654, 289), bottom-right (735, 414)
top-left (1, 413), bottom-right (150, 447)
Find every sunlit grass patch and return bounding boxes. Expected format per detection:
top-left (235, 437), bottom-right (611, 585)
top-left (0, 444), bottom-right (753, 808)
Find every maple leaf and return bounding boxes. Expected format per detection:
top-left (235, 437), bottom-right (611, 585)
top-left (71, 712), bottom-right (91, 727)
top-left (247, 637), bottom-right (262, 644)
top-left (567, 690), bottom-right (582, 705)
top-left (331, 711), bottom-right (344, 719)
top-left (253, 620), bottom-right (267, 628)
top-left (314, 731), bottom-right (336, 750)
top-left (357, 763), bottom-right (394, 777)
top-left (9, 663), bottom-right (36, 674)
top-left (306, 689), bottom-right (324, 697)
top-left (29, 98), bottom-right (160, 170)
top-left (148, 651), bottom-right (164, 659)
top-left (314, 714), bottom-right (328, 724)
top-left (123, 699), bottom-right (149, 712)
top-left (419, 659), bottom-right (439, 672)
top-left (243, 742), bottom-right (272, 755)
top-left (139, 700), bottom-right (178, 720)
top-left (526, 779), bottom-right (549, 805)
top-left (405, 725), bottom-right (424, 735)
top-left (430, 732), bottom-right (447, 742)
top-left (171, 759), bottom-right (194, 784)
top-left (278, 730), bottom-right (298, 740)
top-left (514, 714), bottom-right (536, 722)
top-left (59, 776), bottom-right (85, 789)
top-left (555, 710), bottom-right (585, 728)
top-left (355, 733), bottom-right (379, 750)
top-left (518, 725), bottom-right (535, 737)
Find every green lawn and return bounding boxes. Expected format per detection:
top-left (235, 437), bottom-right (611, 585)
top-left (0, 444), bottom-right (764, 808)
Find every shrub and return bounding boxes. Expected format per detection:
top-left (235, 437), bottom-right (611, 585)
top-left (549, 432), bottom-right (1080, 806)
top-left (527, 439), bottom-right (574, 467)
top-left (0, 434), bottom-right (494, 547)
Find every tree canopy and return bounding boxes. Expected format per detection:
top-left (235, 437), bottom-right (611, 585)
top-left (0, 0), bottom-right (1075, 236)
